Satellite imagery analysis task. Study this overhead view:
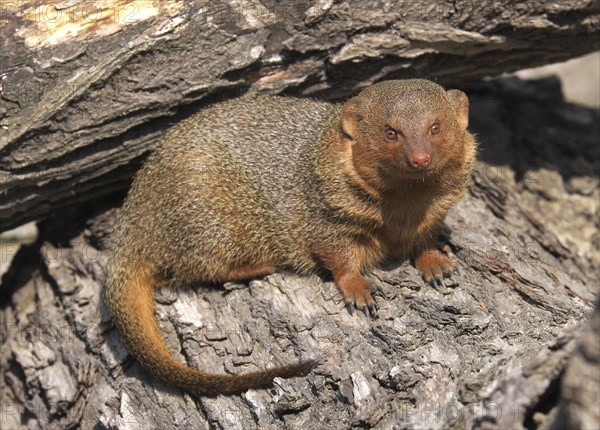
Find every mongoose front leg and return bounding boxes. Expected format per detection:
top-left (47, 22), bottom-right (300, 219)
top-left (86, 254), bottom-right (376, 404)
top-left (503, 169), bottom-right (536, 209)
top-left (337, 271), bottom-right (378, 318)
top-left (414, 226), bottom-right (455, 288)
top-left (320, 250), bottom-right (378, 318)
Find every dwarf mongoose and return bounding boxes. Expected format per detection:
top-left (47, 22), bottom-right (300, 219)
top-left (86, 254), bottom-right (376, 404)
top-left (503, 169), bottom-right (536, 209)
top-left (106, 79), bottom-right (477, 395)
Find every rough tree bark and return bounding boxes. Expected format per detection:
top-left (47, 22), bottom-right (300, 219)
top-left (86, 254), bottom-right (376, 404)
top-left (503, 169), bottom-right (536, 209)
top-left (1, 0), bottom-right (599, 232)
top-left (1, 1), bottom-right (599, 429)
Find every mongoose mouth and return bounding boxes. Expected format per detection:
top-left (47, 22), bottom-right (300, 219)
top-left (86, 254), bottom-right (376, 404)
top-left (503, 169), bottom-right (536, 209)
top-left (397, 166), bottom-right (440, 183)
top-left (403, 163), bottom-right (434, 176)
top-left (407, 164), bottom-right (432, 173)
top-left (384, 166), bottom-right (437, 186)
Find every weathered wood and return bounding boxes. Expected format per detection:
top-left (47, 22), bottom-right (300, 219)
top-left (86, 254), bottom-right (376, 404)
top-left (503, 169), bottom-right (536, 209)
top-left (1, 0), bottom-right (599, 232)
top-left (1, 76), bottom-right (598, 429)
top-left (544, 302), bottom-right (600, 430)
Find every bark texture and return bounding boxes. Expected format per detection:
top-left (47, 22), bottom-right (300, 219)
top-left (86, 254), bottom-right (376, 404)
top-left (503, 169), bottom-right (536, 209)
top-left (1, 0), bottom-right (599, 232)
top-left (1, 1), bottom-right (599, 429)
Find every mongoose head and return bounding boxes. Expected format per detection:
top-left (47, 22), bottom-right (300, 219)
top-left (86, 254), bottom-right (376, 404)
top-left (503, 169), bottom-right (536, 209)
top-left (341, 79), bottom-right (471, 189)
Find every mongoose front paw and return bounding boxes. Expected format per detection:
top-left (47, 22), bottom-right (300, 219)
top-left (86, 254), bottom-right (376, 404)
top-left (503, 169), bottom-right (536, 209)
top-left (345, 299), bottom-right (379, 319)
top-left (340, 278), bottom-right (378, 318)
top-left (415, 250), bottom-right (455, 288)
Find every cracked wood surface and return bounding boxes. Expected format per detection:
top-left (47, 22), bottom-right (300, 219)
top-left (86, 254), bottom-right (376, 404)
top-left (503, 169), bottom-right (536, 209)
top-left (1, 0), bottom-right (599, 232)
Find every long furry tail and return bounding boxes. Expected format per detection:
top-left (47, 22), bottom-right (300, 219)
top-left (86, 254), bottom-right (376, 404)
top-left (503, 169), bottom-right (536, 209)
top-left (105, 263), bottom-right (316, 395)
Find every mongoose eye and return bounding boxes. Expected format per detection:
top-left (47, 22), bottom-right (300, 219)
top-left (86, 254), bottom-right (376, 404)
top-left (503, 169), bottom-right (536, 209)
top-left (431, 123), bottom-right (441, 135)
top-left (385, 129), bottom-right (398, 141)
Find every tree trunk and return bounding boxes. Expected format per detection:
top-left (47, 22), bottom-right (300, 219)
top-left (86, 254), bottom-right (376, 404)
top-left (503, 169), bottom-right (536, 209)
top-left (1, 1), bottom-right (599, 429)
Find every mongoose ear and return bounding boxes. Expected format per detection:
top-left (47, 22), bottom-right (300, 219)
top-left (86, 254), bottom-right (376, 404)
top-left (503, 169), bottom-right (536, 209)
top-left (341, 98), bottom-right (359, 139)
top-left (447, 89), bottom-right (469, 130)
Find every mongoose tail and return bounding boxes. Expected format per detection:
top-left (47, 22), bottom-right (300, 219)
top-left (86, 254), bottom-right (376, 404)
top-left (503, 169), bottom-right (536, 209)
top-left (105, 263), bottom-right (316, 395)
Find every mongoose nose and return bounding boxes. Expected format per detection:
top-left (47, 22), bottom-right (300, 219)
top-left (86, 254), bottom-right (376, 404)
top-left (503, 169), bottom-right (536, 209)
top-left (410, 153), bottom-right (430, 168)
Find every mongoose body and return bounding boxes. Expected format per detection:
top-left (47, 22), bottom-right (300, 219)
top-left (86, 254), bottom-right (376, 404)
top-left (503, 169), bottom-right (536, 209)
top-left (106, 79), bottom-right (477, 395)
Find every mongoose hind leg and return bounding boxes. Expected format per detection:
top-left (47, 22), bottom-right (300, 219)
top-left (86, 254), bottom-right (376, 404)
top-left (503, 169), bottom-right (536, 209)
top-left (222, 263), bottom-right (276, 282)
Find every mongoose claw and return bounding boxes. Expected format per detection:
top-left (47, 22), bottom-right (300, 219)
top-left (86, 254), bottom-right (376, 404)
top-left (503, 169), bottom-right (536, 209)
top-left (346, 300), bottom-right (355, 315)
top-left (361, 303), bottom-right (379, 319)
top-left (419, 270), bottom-right (441, 288)
top-left (432, 274), bottom-right (445, 289)
top-left (345, 299), bottom-right (379, 319)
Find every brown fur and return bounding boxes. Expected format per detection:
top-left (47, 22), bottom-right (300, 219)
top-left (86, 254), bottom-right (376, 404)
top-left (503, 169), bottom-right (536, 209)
top-left (105, 79), bottom-right (477, 396)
